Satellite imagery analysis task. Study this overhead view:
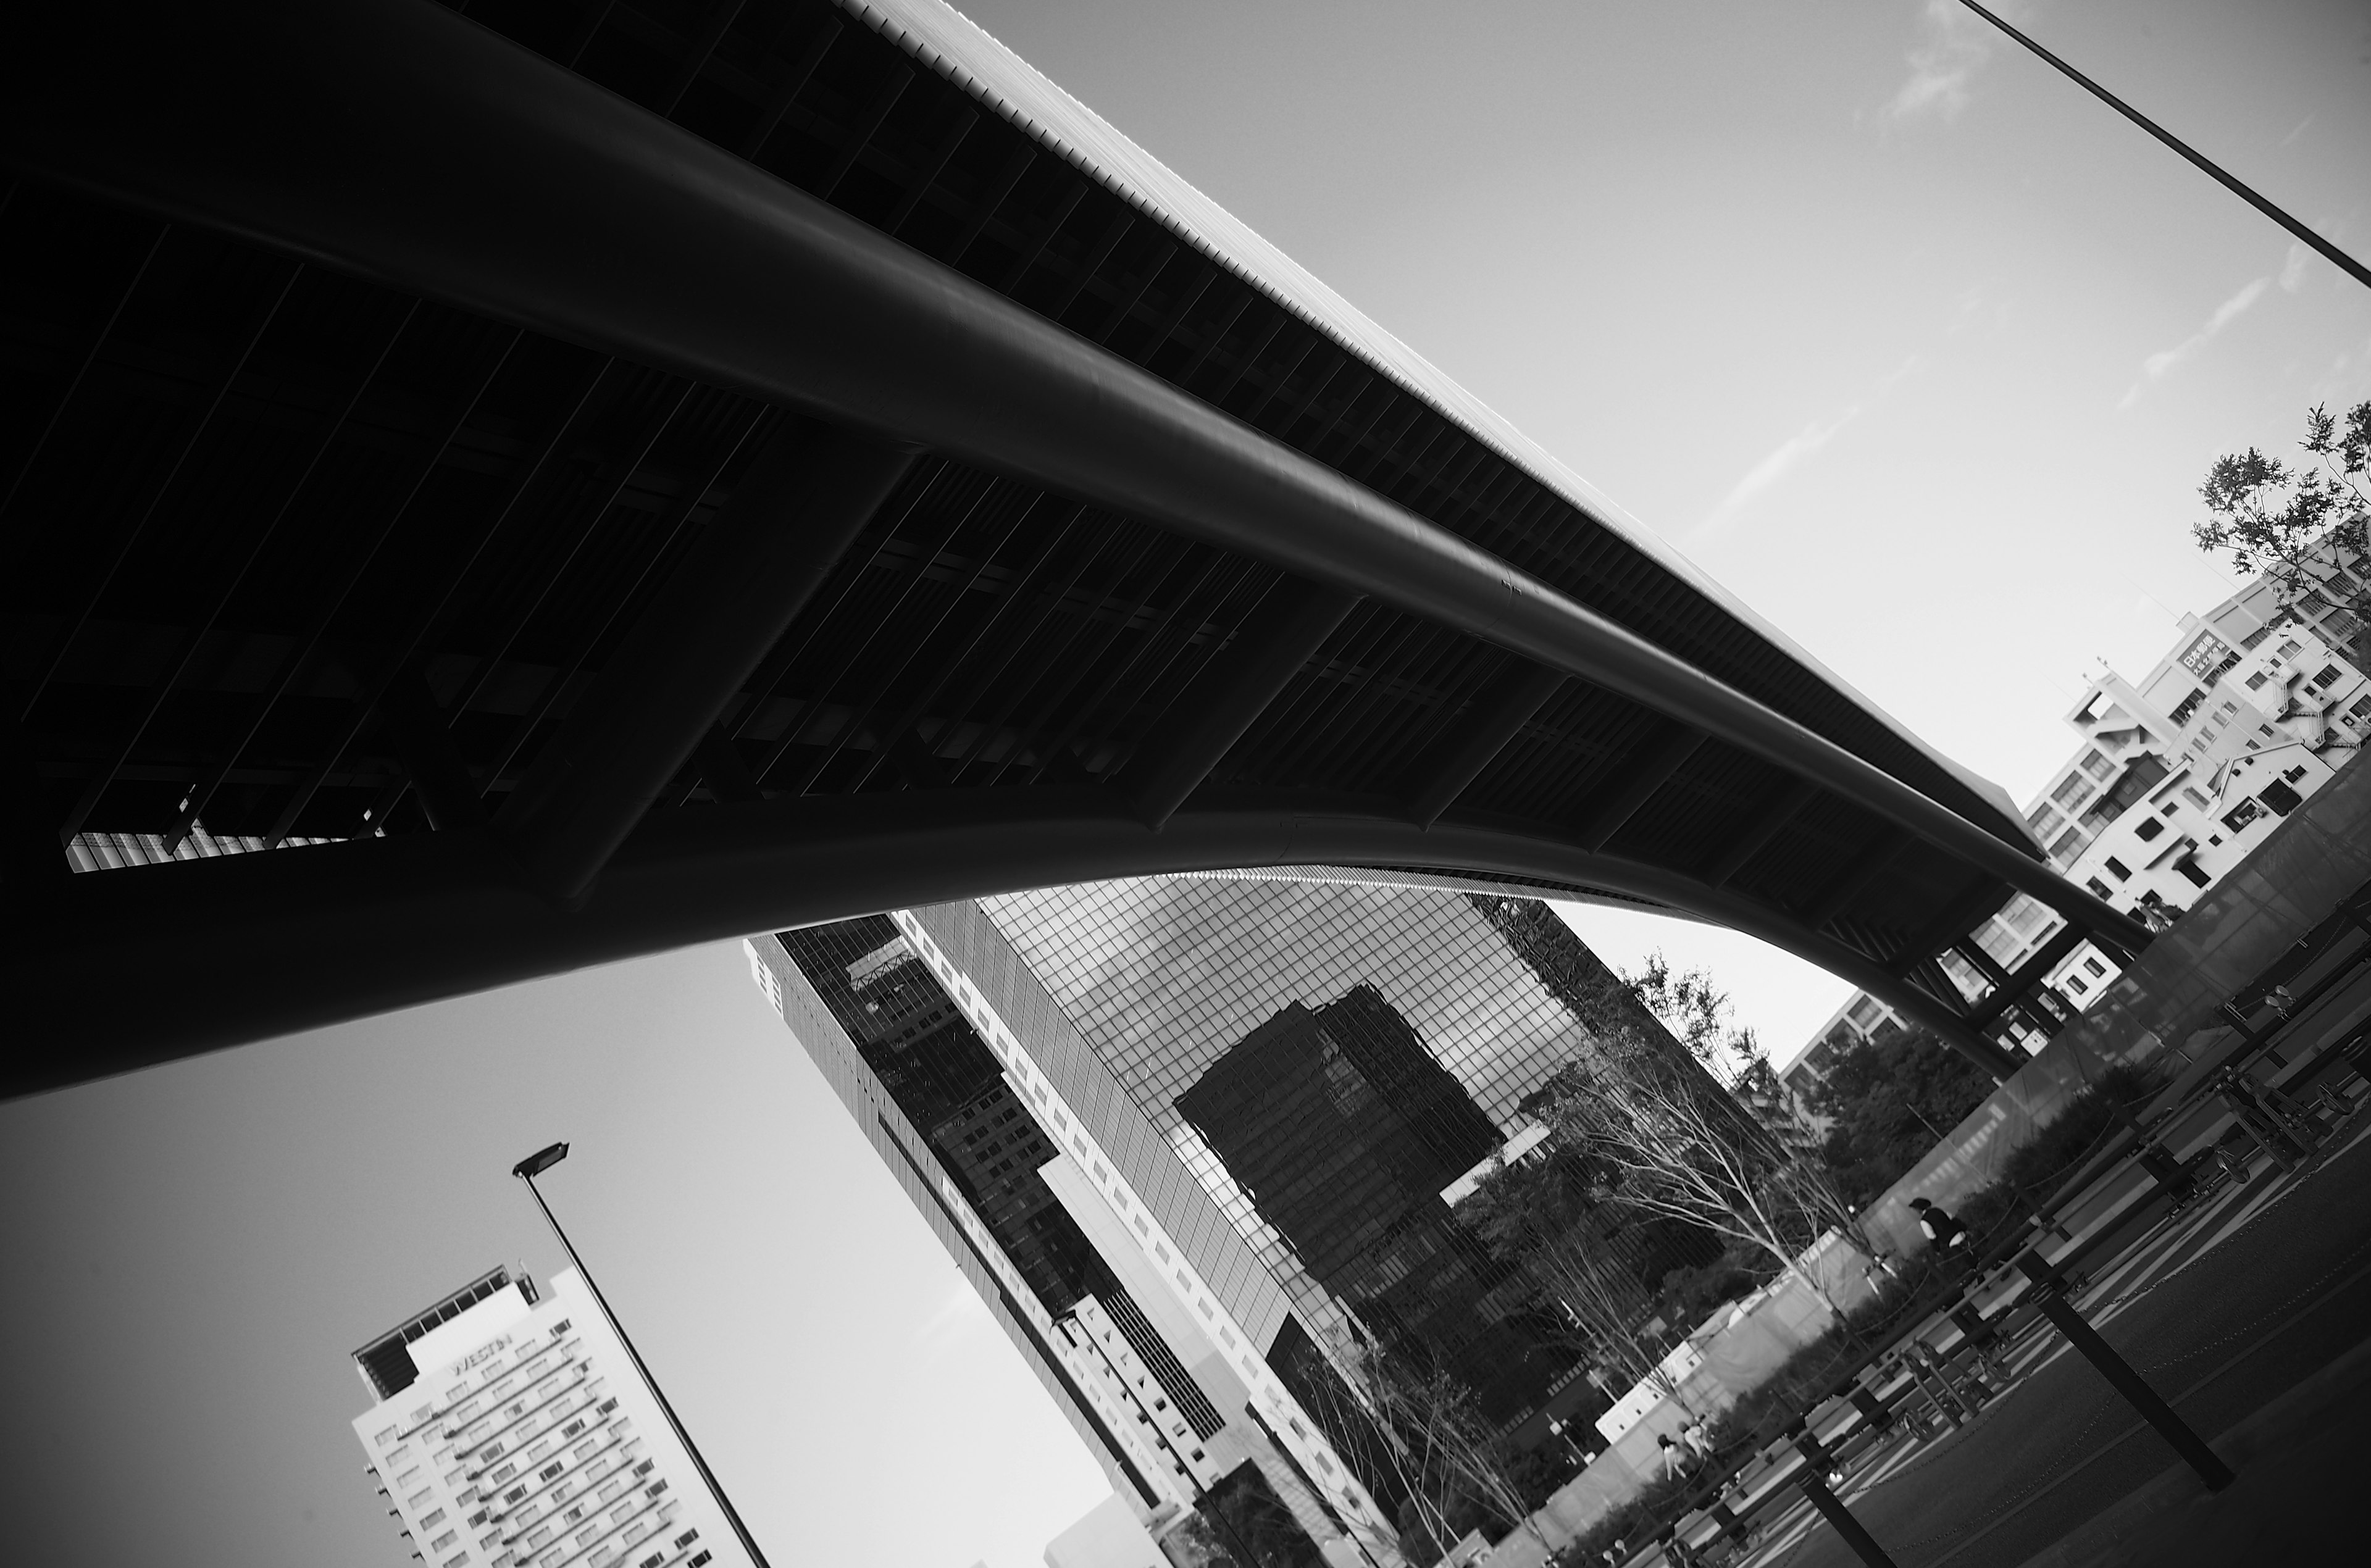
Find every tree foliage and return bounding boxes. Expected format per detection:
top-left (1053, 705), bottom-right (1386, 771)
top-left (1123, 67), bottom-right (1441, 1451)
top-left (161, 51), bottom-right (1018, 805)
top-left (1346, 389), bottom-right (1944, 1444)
top-left (2194, 399), bottom-right (2371, 657)
top-left (1805, 1027), bottom-right (1997, 1207)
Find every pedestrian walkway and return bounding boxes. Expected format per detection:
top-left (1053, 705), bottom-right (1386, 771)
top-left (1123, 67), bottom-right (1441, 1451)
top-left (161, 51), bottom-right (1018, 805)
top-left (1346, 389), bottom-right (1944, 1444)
top-left (1733, 1110), bottom-right (2371, 1568)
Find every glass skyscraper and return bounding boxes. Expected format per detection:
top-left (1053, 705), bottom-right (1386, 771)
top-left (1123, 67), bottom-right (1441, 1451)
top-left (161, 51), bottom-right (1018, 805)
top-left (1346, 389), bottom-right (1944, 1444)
top-left (750, 870), bottom-right (1724, 1567)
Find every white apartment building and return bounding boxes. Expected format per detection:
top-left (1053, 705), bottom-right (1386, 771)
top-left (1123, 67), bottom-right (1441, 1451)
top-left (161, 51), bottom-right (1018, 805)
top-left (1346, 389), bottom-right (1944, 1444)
top-left (1783, 579), bottom-right (2366, 1105)
top-left (350, 1267), bottom-right (756, 1568)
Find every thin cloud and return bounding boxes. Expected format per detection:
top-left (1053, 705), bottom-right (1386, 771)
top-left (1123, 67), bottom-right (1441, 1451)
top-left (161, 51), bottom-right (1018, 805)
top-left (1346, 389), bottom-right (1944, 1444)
top-left (1693, 407), bottom-right (1862, 543)
top-left (2118, 275), bottom-right (2272, 408)
top-left (2280, 243), bottom-right (2310, 293)
top-left (916, 1277), bottom-right (990, 1354)
top-left (1886, 0), bottom-right (1997, 122)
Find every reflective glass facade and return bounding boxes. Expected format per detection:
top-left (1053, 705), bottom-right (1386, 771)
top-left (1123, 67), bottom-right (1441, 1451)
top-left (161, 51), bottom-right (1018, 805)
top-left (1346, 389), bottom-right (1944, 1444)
top-left (972, 876), bottom-right (1723, 1428)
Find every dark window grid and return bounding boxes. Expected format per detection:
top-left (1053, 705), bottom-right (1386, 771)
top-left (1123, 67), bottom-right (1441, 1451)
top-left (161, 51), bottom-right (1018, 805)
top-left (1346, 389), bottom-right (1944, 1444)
top-left (862, 499), bottom-right (1109, 779)
top-left (489, 1420), bottom-right (635, 1528)
top-left (935, 515), bottom-right (1160, 782)
top-left (1218, 599), bottom-right (1413, 786)
top-left (1244, 607), bottom-right (1458, 785)
top-left (1306, 375), bottom-right (1396, 470)
top-left (487, 399), bottom-right (775, 793)
top-left (53, 285), bottom-right (430, 835)
top-left (1411, 440), bottom-right (1493, 525)
top-left (901, 504), bottom-right (1149, 779)
top-left (745, 465), bottom-right (1003, 790)
top-left (1159, 287), bottom-right (1256, 391)
top-left (412, 1330), bottom-right (569, 1448)
top-left (457, 1354), bottom-right (595, 1464)
top-left (719, 454), bottom-right (953, 746)
top-left (1279, 361), bottom-right (1384, 472)
top-left (974, 524), bottom-right (1179, 788)
top-left (1469, 682), bottom-right (1655, 822)
top-left (1198, 306), bottom-right (1297, 411)
top-left (1000, 882), bottom-right (1612, 1124)
top-left (1018, 551), bottom-right (1264, 783)
top-left (1085, 237), bottom-right (1181, 348)
top-left (1446, 464), bottom-right (1541, 556)
top-left (20, 244), bottom-right (309, 723)
top-left (1373, 644), bottom-right (1542, 801)
top-left (979, 880), bottom-right (1609, 1353)
top-left (1378, 421), bottom-right (1473, 516)
top-left (1233, 331), bottom-right (1323, 430)
top-left (1339, 398), bottom-right (1432, 489)
top-left (1237, 605), bottom-right (1476, 790)
top-left (1611, 741), bottom-right (1789, 869)
top-left (795, 474), bottom-right (1049, 793)
top-left (435, 370), bottom-right (699, 724)
top-left (1278, 620), bottom-right (1509, 794)
top-left (921, 898), bottom-right (1302, 1340)
top-left (258, 350), bottom-right (627, 843)
top-left (1081, 556), bottom-right (1293, 767)
top-left (1247, 340), bottom-right (1361, 440)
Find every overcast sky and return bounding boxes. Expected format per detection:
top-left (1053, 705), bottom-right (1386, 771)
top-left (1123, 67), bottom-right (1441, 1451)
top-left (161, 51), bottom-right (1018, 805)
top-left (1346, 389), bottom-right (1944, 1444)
top-left (4, 4), bottom-right (2367, 1568)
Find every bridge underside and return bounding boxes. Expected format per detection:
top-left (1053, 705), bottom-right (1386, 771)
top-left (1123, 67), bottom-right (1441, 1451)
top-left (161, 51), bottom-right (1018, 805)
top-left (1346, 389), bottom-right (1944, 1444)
top-left (0, 0), bottom-right (2143, 1098)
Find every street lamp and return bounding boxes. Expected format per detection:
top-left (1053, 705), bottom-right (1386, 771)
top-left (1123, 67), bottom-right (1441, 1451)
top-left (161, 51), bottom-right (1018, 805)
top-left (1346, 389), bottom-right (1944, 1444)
top-left (512, 1143), bottom-right (774, 1568)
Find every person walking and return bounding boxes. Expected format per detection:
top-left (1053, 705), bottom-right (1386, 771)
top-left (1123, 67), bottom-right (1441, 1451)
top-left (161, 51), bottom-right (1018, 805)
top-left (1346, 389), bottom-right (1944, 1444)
top-left (1681, 1416), bottom-right (1716, 1464)
top-left (1909, 1196), bottom-right (1974, 1276)
top-left (1658, 1433), bottom-right (1693, 1482)
top-left (1908, 1196), bottom-right (1967, 1250)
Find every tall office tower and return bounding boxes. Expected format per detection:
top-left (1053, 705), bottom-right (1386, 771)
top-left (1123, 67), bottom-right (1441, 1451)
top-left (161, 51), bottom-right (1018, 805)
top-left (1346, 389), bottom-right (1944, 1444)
top-left (349, 1266), bottom-right (756, 1568)
top-left (749, 871), bottom-right (1728, 1567)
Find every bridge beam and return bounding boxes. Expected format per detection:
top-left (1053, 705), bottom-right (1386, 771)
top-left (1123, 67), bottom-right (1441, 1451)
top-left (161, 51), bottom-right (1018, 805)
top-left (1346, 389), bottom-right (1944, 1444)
top-left (1968, 921), bottom-right (2091, 1030)
top-left (1109, 580), bottom-right (1361, 829)
top-left (0, 0), bottom-right (2147, 957)
top-left (1401, 662), bottom-right (1565, 828)
top-left (5, 789), bottom-right (2020, 1099)
top-left (494, 422), bottom-right (915, 903)
top-left (1574, 725), bottom-right (1704, 853)
top-left (1701, 777), bottom-right (1817, 888)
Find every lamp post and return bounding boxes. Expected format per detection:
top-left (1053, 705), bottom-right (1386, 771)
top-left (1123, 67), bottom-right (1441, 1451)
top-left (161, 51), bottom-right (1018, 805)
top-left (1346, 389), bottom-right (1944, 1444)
top-left (512, 1142), bottom-right (774, 1568)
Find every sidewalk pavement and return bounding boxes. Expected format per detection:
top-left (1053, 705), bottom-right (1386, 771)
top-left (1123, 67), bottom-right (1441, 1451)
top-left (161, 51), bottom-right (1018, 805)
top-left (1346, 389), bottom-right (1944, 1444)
top-left (2012, 1328), bottom-right (2371, 1568)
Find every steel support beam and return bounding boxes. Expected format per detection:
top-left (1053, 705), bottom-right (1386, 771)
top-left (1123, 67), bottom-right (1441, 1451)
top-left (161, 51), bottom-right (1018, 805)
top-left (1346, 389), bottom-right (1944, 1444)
top-left (1888, 875), bottom-right (2008, 977)
top-left (1968, 920), bottom-right (2090, 1030)
top-left (0, 707), bottom-right (70, 891)
top-left (691, 725), bottom-right (764, 804)
top-left (378, 672), bottom-right (489, 833)
top-left (0, 0), bottom-right (2148, 956)
top-left (4, 789), bottom-right (2020, 1098)
top-left (1573, 725), bottom-right (1704, 853)
top-left (1804, 829), bottom-right (1907, 931)
top-left (1701, 777), bottom-right (1816, 887)
top-left (495, 422), bottom-right (916, 903)
top-left (1401, 663), bottom-right (1565, 827)
top-left (1108, 580), bottom-right (1361, 828)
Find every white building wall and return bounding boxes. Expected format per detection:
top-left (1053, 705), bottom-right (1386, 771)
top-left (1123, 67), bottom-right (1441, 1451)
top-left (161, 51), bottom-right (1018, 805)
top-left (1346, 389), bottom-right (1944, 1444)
top-left (1045, 1494), bottom-right (1168, 1568)
top-left (1787, 583), bottom-right (2366, 1073)
top-left (350, 1269), bottom-right (754, 1568)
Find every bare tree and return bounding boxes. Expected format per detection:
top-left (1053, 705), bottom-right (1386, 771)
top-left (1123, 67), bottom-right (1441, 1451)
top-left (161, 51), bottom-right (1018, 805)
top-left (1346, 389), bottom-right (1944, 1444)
top-left (1530, 1042), bottom-right (1856, 1310)
top-left (1308, 1327), bottom-right (1556, 1561)
top-left (1290, 1349), bottom-right (1455, 1567)
top-left (2194, 399), bottom-right (2371, 665)
top-left (1458, 1151), bottom-right (1659, 1393)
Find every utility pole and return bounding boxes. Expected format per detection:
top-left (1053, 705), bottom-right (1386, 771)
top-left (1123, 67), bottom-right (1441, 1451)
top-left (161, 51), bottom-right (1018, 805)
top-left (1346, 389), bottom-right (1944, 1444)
top-left (1956, 0), bottom-right (2370, 293)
